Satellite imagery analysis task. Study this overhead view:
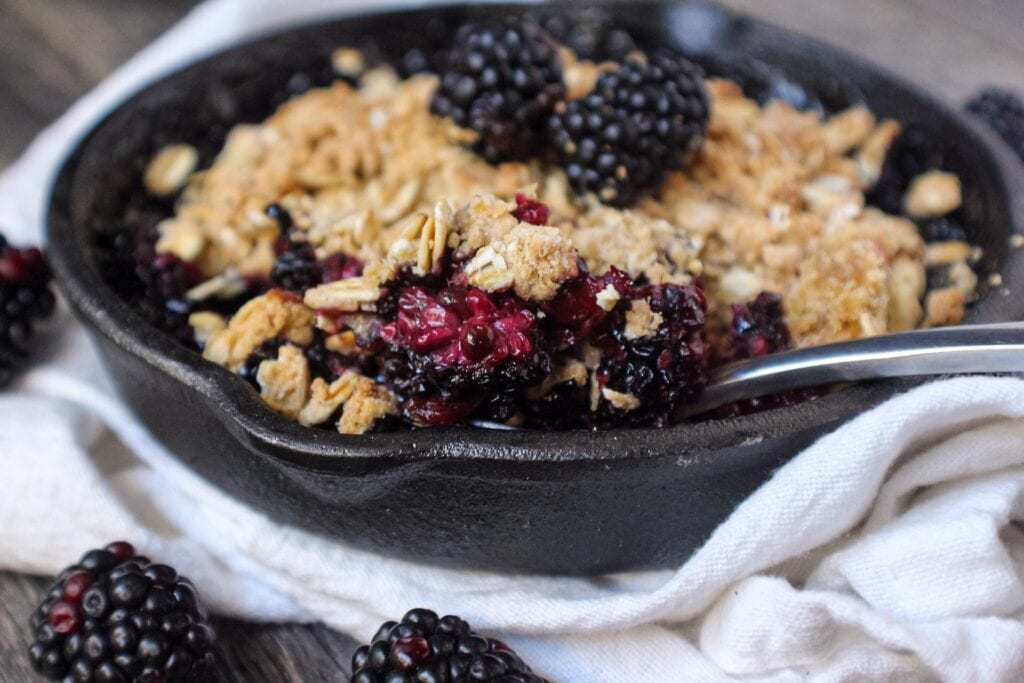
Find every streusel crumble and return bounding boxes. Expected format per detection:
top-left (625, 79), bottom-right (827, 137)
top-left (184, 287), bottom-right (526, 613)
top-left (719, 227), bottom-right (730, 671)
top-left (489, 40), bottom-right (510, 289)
top-left (123, 17), bottom-right (978, 433)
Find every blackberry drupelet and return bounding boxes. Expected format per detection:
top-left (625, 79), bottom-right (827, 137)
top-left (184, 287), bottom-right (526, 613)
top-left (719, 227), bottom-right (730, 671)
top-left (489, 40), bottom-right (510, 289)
top-left (350, 608), bottom-right (547, 683)
top-left (967, 88), bottom-right (1024, 163)
top-left (0, 233), bottom-right (56, 387)
top-left (430, 19), bottom-right (566, 163)
top-left (548, 53), bottom-right (709, 207)
top-left (27, 541), bottom-right (216, 682)
top-left (865, 123), bottom-right (945, 215)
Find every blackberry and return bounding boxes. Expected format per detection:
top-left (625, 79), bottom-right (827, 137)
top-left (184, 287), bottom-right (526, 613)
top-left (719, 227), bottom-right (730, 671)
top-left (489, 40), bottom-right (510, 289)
top-left (967, 88), bottom-right (1024, 163)
top-left (0, 233), bottom-right (57, 387)
top-left (538, 9), bottom-right (637, 62)
top-left (431, 19), bottom-right (566, 162)
top-left (548, 53), bottom-right (709, 207)
top-left (350, 608), bottom-right (546, 683)
top-left (865, 123), bottom-right (945, 215)
top-left (27, 541), bottom-right (216, 682)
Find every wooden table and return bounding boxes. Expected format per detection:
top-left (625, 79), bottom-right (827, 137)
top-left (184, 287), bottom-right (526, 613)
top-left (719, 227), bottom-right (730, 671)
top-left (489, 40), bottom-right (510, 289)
top-left (1, 1), bottom-right (1022, 680)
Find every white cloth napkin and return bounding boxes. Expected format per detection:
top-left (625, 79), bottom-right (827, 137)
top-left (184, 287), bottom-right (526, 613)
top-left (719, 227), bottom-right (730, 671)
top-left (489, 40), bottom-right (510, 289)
top-left (2, 1), bottom-right (1024, 681)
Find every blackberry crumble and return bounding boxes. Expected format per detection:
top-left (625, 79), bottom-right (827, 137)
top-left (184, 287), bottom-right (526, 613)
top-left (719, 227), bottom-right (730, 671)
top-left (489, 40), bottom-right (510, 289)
top-left (111, 20), bottom-right (979, 434)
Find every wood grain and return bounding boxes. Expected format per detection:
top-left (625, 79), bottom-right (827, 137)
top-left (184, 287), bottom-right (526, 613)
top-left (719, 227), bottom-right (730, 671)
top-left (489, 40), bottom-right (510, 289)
top-left (0, 0), bottom-right (1021, 680)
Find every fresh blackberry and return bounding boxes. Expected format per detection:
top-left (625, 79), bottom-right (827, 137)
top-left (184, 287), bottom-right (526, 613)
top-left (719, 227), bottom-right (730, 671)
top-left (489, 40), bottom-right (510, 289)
top-left (538, 9), bottom-right (637, 61)
top-left (967, 88), bottom-right (1024, 163)
top-left (865, 124), bottom-right (945, 215)
top-left (350, 608), bottom-right (546, 683)
top-left (548, 53), bottom-right (709, 207)
top-left (0, 234), bottom-right (56, 387)
top-left (27, 541), bottom-right (216, 682)
top-left (431, 19), bottom-right (566, 162)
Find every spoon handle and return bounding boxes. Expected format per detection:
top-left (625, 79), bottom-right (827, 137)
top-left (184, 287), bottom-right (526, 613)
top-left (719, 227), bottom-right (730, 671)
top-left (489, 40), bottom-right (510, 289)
top-left (686, 321), bottom-right (1024, 416)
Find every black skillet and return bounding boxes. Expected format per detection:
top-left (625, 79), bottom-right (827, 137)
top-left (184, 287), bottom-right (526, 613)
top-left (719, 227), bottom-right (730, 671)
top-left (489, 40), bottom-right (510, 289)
top-left (46, 2), bottom-right (1024, 574)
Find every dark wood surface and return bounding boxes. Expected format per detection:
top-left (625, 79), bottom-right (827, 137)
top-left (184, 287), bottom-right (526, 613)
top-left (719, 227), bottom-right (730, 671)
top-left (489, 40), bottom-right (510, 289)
top-left (1, 1), bottom-right (1022, 680)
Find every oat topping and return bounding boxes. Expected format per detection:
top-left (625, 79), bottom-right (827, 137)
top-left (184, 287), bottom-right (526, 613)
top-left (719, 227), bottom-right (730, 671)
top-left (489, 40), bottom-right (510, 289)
top-left (601, 387), bottom-right (641, 411)
top-left (623, 299), bottom-right (664, 340)
top-left (256, 344), bottom-right (310, 419)
top-left (338, 377), bottom-right (398, 435)
top-left (903, 170), bottom-right (962, 218)
top-left (298, 371), bottom-right (360, 426)
top-left (144, 144), bottom-right (199, 197)
top-left (202, 290), bottom-right (314, 371)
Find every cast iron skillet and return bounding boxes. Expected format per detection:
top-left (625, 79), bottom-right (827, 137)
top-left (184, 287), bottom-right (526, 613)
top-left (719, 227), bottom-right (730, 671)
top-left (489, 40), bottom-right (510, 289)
top-left (46, 2), bottom-right (1024, 574)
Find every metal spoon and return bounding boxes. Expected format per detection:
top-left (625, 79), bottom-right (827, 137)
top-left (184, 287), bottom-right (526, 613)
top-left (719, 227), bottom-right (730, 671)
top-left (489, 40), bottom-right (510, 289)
top-left (681, 321), bottom-right (1024, 417)
top-left (470, 322), bottom-right (1024, 429)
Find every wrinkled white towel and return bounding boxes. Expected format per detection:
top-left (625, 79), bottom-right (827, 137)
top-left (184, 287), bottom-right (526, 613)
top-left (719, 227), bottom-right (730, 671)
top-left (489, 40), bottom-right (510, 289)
top-left (2, 1), bottom-right (1024, 681)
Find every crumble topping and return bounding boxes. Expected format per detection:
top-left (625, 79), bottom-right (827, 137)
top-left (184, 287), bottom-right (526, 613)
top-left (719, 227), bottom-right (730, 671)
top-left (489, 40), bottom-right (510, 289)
top-left (144, 144), bottom-right (199, 198)
top-left (601, 387), bottom-right (641, 411)
top-left (903, 170), bottom-right (962, 218)
top-left (203, 290), bottom-right (314, 371)
top-left (257, 344), bottom-right (310, 419)
top-left (623, 299), bottom-right (664, 340)
top-left (298, 371), bottom-right (361, 426)
top-left (188, 311), bottom-right (226, 346)
top-left (338, 377), bottom-right (398, 435)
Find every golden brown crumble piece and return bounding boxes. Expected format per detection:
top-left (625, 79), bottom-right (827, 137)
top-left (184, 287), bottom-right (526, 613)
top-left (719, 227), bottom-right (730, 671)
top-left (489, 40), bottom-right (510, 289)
top-left (903, 170), bottom-right (962, 218)
top-left (145, 144), bottom-right (199, 197)
top-left (188, 312), bottom-right (226, 347)
top-left (856, 120), bottom-right (901, 187)
top-left (338, 377), bottom-right (398, 435)
top-left (821, 106), bottom-right (876, 155)
top-left (501, 225), bottom-right (579, 300)
top-left (256, 344), bottom-right (310, 419)
top-left (298, 371), bottom-right (361, 426)
top-left (925, 287), bottom-right (968, 327)
top-left (601, 387), bottom-right (641, 412)
top-left (203, 290), bottom-right (314, 371)
top-left (623, 299), bottom-right (664, 340)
